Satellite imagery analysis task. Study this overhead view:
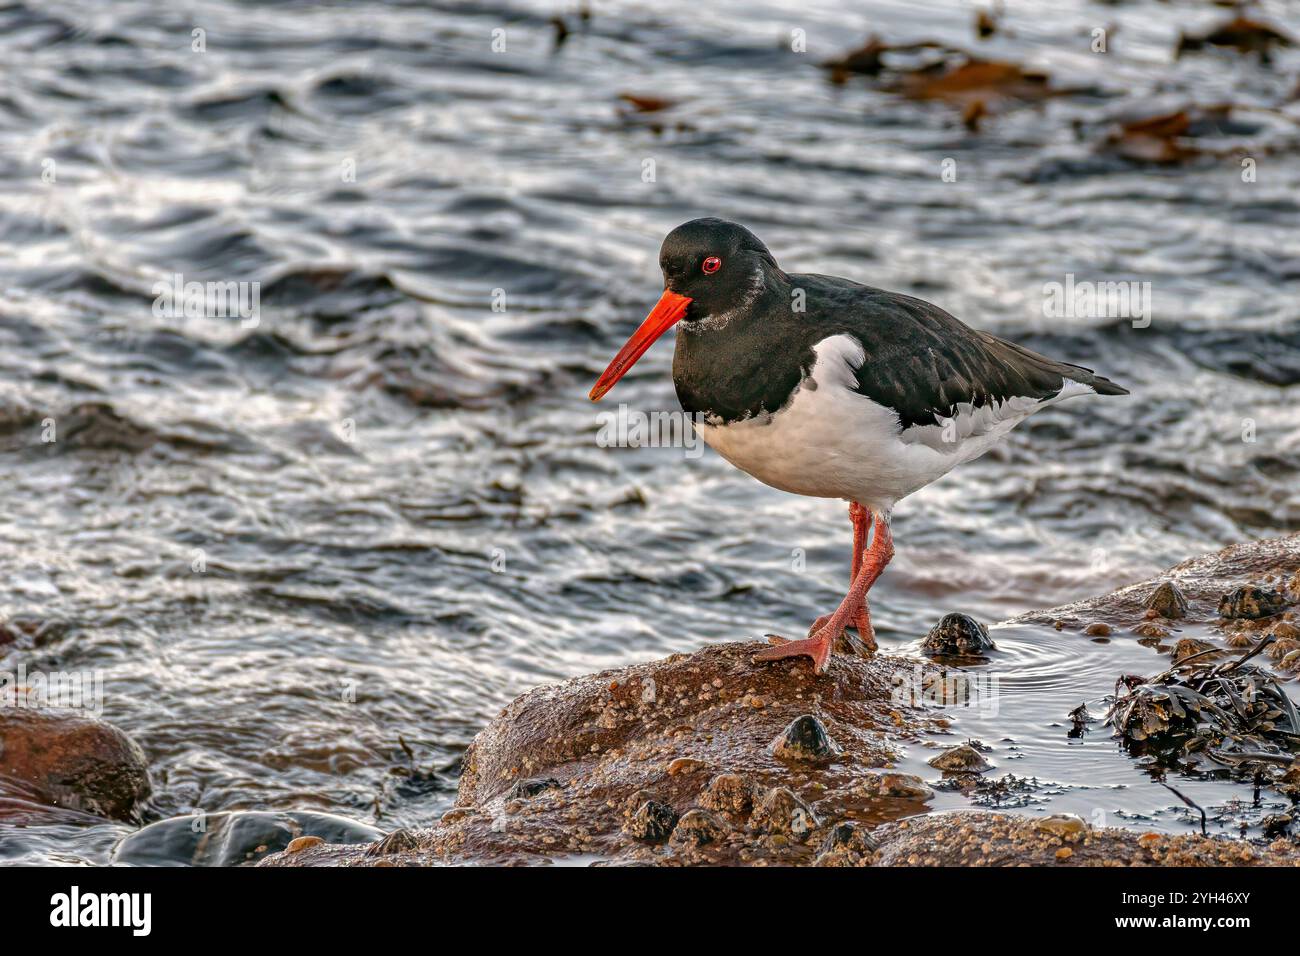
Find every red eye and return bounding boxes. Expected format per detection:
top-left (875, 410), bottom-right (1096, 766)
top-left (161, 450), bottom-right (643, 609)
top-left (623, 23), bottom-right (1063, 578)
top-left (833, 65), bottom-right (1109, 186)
top-left (702, 256), bottom-right (721, 274)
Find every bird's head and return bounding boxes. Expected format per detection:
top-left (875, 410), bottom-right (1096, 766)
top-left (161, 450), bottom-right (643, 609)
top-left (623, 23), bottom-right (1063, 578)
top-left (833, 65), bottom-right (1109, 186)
top-left (589, 218), bottom-right (778, 401)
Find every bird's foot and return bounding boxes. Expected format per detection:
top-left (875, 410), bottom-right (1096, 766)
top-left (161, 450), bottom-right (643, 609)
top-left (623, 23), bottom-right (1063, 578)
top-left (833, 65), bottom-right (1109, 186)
top-left (753, 627), bottom-right (837, 674)
top-left (807, 607), bottom-right (877, 654)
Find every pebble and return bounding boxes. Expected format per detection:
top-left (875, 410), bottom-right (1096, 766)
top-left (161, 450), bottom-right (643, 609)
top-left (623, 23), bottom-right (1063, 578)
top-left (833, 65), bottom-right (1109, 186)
top-left (750, 787), bottom-right (818, 837)
top-left (1218, 585), bottom-right (1287, 620)
top-left (698, 773), bottom-right (756, 814)
top-left (1144, 581), bottom-right (1189, 620)
top-left (623, 799), bottom-right (678, 842)
top-left (927, 744), bottom-right (992, 774)
top-left (667, 757), bottom-right (707, 775)
top-left (670, 809), bottom-right (726, 847)
top-left (921, 612), bottom-right (995, 656)
top-left (1036, 814), bottom-right (1086, 840)
top-left (771, 714), bottom-right (841, 762)
top-left (858, 770), bottom-right (933, 800)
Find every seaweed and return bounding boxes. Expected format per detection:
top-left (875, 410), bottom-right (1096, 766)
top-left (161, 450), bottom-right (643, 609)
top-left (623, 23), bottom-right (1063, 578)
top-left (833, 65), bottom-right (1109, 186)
top-left (1105, 637), bottom-right (1300, 777)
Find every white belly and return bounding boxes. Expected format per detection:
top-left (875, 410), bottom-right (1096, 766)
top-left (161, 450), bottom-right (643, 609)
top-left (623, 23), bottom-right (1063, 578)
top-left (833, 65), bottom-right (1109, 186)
top-left (694, 334), bottom-right (1089, 512)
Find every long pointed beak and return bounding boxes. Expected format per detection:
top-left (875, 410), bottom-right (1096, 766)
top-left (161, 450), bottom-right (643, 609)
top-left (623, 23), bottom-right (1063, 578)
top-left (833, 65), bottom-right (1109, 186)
top-left (588, 290), bottom-right (692, 401)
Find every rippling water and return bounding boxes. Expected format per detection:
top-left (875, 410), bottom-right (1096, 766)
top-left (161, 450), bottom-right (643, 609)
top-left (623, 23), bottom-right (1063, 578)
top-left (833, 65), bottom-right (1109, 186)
top-left (1, 0), bottom-right (1298, 864)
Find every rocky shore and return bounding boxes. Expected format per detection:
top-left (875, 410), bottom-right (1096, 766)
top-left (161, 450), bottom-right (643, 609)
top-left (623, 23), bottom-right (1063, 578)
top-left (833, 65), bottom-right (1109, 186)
top-left (5, 534), bottom-right (1299, 865)
top-left (257, 534), bottom-right (1300, 867)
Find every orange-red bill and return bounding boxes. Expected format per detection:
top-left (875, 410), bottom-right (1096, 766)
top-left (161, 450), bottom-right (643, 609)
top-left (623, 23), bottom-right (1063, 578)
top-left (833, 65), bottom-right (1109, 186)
top-left (588, 290), bottom-right (692, 401)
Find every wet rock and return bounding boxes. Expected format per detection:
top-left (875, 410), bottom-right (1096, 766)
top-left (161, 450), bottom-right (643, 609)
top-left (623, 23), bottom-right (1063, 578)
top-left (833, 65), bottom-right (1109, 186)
top-left (873, 810), bottom-right (1300, 866)
top-left (666, 757), bottom-right (707, 776)
top-left (1010, 534), bottom-right (1300, 636)
top-left (1144, 582), bottom-right (1188, 620)
top-left (750, 787), bottom-right (818, 837)
top-left (285, 836), bottom-right (323, 854)
top-left (257, 642), bottom-right (929, 866)
top-left (857, 770), bottom-right (933, 800)
top-left (1262, 813), bottom-right (1292, 838)
top-left (1172, 637), bottom-right (1221, 663)
top-left (112, 810), bottom-right (382, 866)
top-left (1219, 585), bottom-right (1287, 620)
top-left (814, 822), bottom-right (878, 867)
top-left (771, 714), bottom-right (840, 762)
top-left (1035, 813), bottom-right (1087, 841)
top-left (1269, 620), bottom-right (1300, 641)
top-left (1267, 637), bottom-right (1300, 661)
top-left (928, 744), bottom-right (992, 774)
top-left (508, 777), bottom-right (562, 800)
top-left (1084, 622), bottom-right (1111, 637)
top-left (921, 613), bottom-right (995, 656)
top-left (365, 827), bottom-right (421, 858)
top-left (669, 808), bottom-right (725, 847)
top-left (1132, 621), bottom-right (1170, 639)
top-left (0, 708), bottom-right (151, 823)
top-left (698, 773), bottom-right (755, 815)
top-left (1177, 15), bottom-right (1293, 61)
top-left (623, 800), bottom-right (677, 843)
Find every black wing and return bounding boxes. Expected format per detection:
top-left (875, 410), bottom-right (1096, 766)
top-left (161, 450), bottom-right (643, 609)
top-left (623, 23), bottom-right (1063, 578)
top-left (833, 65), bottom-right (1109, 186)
top-left (811, 282), bottom-right (1127, 430)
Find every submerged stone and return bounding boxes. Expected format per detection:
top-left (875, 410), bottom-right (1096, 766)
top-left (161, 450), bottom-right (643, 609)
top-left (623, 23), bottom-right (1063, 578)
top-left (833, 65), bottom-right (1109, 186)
top-left (857, 770), bottom-right (934, 800)
top-left (112, 810), bottom-right (382, 866)
top-left (928, 744), bottom-right (992, 774)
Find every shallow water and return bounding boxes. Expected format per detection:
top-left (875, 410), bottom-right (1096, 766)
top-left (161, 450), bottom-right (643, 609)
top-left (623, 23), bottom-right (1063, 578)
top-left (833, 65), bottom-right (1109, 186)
top-left (0, 0), bottom-right (1298, 864)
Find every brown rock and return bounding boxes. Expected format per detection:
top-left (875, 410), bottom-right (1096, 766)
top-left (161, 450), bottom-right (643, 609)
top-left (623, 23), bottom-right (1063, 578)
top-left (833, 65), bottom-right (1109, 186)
top-left (1144, 582), bottom-right (1189, 620)
top-left (698, 773), bottom-right (755, 815)
top-left (285, 836), bottom-right (324, 853)
top-left (1219, 585), bottom-right (1287, 620)
top-left (928, 743), bottom-right (992, 773)
top-left (873, 811), bottom-right (1300, 866)
top-left (771, 714), bottom-right (840, 762)
top-left (669, 808), bottom-right (726, 847)
top-left (0, 708), bottom-right (151, 823)
top-left (1172, 637), bottom-right (1219, 663)
top-left (750, 786), bottom-right (818, 837)
top-left (624, 800), bottom-right (677, 843)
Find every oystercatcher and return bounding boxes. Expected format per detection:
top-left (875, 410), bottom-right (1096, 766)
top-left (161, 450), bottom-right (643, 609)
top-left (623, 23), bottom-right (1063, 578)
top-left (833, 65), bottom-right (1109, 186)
top-left (589, 218), bottom-right (1127, 673)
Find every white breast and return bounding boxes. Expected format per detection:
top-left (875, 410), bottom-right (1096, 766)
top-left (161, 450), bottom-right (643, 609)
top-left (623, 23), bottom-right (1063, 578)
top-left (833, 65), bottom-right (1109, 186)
top-left (694, 333), bottom-right (1092, 512)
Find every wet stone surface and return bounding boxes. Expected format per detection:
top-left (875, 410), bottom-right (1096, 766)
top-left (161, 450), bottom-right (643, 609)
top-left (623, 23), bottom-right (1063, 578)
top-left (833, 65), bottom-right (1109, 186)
top-left (928, 743), bottom-right (994, 774)
top-left (771, 714), bottom-right (841, 762)
top-left (1145, 582), bottom-right (1189, 620)
top-left (921, 613), bottom-right (996, 657)
top-left (1219, 585), bottom-right (1288, 620)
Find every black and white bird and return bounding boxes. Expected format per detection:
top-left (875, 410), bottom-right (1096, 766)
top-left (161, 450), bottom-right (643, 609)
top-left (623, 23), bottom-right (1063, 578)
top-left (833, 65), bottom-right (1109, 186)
top-left (589, 218), bottom-right (1127, 673)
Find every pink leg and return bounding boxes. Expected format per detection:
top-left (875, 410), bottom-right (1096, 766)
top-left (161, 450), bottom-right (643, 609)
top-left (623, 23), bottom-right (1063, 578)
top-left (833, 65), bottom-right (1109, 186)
top-left (756, 508), bottom-right (893, 673)
top-left (806, 503), bottom-right (878, 651)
